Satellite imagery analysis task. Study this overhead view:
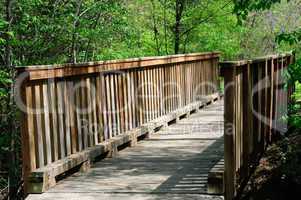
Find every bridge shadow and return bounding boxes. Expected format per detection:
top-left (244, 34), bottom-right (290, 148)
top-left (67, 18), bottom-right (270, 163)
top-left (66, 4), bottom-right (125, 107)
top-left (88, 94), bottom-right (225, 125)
top-left (151, 136), bottom-right (224, 195)
top-left (52, 136), bottom-right (224, 196)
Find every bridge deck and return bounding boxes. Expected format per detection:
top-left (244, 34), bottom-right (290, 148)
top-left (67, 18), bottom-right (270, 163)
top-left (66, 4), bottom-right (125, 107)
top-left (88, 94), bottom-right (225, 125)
top-left (27, 100), bottom-right (224, 200)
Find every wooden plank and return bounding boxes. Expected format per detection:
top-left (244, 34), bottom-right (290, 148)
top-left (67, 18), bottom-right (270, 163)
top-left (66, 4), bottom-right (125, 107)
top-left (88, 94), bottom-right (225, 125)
top-left (66, 81), bottom-right (77, 153)
top-left (159, 67), bottom-right (164, 116)
top-left (80, 78), bottom-right (89, 148)
top-left (117, 74), bottom-right (126, 133)
top-left (64, 81), bottom-right (72, 155)
top-left (251, 63), bottom-right (259, 155)
top-left (42, 83), bottom-right (52, 165)
top-left (34, 84), bottom-right (45, 167)
top-left (141, 70), bottom-right (146, 123)
top-left (131, 71), bottom-right (137, 128)
top-left (86, 77), bottom-right (94, 146)
top-left (249, 66), bottom-right (254, 154)
top-left (269, 59), bottom-right (275, 141)
top-left (137, 70), bottom-right (143, 125)
top-left (91, 77), bottom-right (99, 144)
top-left (95, 76), bottom-right (104, 143)
top-left (127, 72), bottom-right (133, 129)
top-left (20, 82), bottom-right (33, 194)
top-left (105, 75), bottom-right (113, 139)
top-left (49, 81), bottom-right (59, 161)
top-left (149, 68), bottom-right (154, 120)
top-left (123, 72), bottom-right (129, 131)
top-left (24, 84), bottom-right (37, 170)
top-left (270, 58), bottom-right (281, 141)
top-left (255, 63), bottom-right (263, 153)
top-left (75, 79), bottom-right (83, 151)
top-left (134, 70), bottom-right (140, 127)
top-left (110, 74), bottom-right (117, 136)
top-left (101, 75), bottom-right (109, 140)
top-left (257, 63), bottom-right (262, 147)
top-left (56, 81), bottom-right (66, 159)
top-left (263, 60), bottom-right (269, 145)
top-left (242, 63), bottom-right (251, 177)
top-left (235, 68), bottom-right (241, 172)
top-left (168, 66), bottom-right (172, 112)
top-left (153, 67), bottom-right (158, 118)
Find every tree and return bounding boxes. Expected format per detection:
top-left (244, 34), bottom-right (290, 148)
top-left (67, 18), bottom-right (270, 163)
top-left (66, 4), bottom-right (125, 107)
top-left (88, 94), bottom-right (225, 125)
top-left (143, 0), bottom-right (234, 54)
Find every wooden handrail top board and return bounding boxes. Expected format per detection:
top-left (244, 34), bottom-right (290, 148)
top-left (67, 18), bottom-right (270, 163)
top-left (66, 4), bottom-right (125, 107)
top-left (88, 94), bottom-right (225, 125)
top-left (220, 52), bottom-right (293, 68)
top-left (16, 52), bottom-right (220, 81)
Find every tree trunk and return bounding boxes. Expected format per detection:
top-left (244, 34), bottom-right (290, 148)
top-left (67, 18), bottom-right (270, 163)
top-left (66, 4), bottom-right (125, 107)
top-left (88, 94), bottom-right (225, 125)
top-left (163, 0), bottom-right (168, 54)
top-left (4, 0), bottom-right (12, 68)
top-left (6, 2), bottom-right (17, 198)
top-left (70, 0), bottom-right (82, 63)
top-left (174, 0), bottom-right (184, 54)
top-left (84, 14), bottom-right (101, 61)
top-left (5, 1), bottom-right (18, 198)
top-left (150, 0), bottom-right (161, 55)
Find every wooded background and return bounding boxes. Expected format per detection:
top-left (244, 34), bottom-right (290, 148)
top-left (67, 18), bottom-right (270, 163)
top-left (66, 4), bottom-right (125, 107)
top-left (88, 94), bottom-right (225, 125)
top-left (0, 0), bottom-right (301, 199)
top-left (1, 0), bottom-right (300, 66)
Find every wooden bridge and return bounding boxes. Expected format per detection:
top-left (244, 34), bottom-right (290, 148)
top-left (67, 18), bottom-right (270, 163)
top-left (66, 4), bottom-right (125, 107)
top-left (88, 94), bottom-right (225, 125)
top-left (16, 52), bottom-right (294, 200)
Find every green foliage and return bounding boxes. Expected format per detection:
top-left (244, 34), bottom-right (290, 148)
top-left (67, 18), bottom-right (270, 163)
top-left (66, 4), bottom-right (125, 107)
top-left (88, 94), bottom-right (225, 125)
top-left (287, 59), bottom-right (301, 84)
top-left (0, 70), bottom-right (12, 150)
top-left (233, 0), bottom-right (283, 24)
top-left (5, 0), bottom-right (298, 65)
top-left (0, 71), bottom-right (12, 98)
top-left (277, 28), bottom-right (301, 45)
top-left (232, 0), bottom-right (301, 133)
top-left (0, 0), bottom-right (299, 196)
top-left (0, 69), bottom-right (12, 194)
top-left (0, 0), bottom-right (249, 66)
top-left (0, 18), bottom-right (7, 62)
top-left (7, 0), bottom-right (131, 65)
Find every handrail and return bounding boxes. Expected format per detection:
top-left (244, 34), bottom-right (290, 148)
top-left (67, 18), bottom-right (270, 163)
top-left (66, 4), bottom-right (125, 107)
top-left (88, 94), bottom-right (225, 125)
top-left (221, 52), bottom-right (294, 200)
top-left (16, 52), bottom-right (220, 194)
top-left (16, 52), bottom-right (220, 81)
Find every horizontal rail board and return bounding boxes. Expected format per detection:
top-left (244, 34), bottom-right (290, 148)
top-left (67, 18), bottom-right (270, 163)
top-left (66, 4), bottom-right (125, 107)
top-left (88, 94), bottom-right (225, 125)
top-left (220, 52), bottom-right (292, 67)
top-left (17, 52), bottom-right (220, 81)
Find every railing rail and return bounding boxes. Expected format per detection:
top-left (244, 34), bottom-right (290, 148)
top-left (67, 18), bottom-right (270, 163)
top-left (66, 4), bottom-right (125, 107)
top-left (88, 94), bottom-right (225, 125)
top-left (16, 52), bottom-right (220, 193)
top-left (221, 53), bottom-right (294, 200)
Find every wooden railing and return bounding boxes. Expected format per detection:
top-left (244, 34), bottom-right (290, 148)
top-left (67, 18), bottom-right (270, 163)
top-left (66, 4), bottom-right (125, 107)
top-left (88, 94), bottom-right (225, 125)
top-left (16, 52), bottom-right (220, 193)
top-left (221, 53), bottom-right (294, 200)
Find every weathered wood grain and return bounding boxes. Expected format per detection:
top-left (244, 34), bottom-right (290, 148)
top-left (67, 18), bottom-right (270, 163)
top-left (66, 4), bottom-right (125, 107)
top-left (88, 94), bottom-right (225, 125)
top-left (17, 52), bottom-right (220, 81)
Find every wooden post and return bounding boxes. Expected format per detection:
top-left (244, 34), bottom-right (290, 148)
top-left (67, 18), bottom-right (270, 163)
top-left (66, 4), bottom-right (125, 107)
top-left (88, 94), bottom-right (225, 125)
top-left (20, 78), bottom-right (31, 195)
top-left (242, 62), bottom-right (251, 178)
top-left (223, 65), bottom-right (236, 200)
